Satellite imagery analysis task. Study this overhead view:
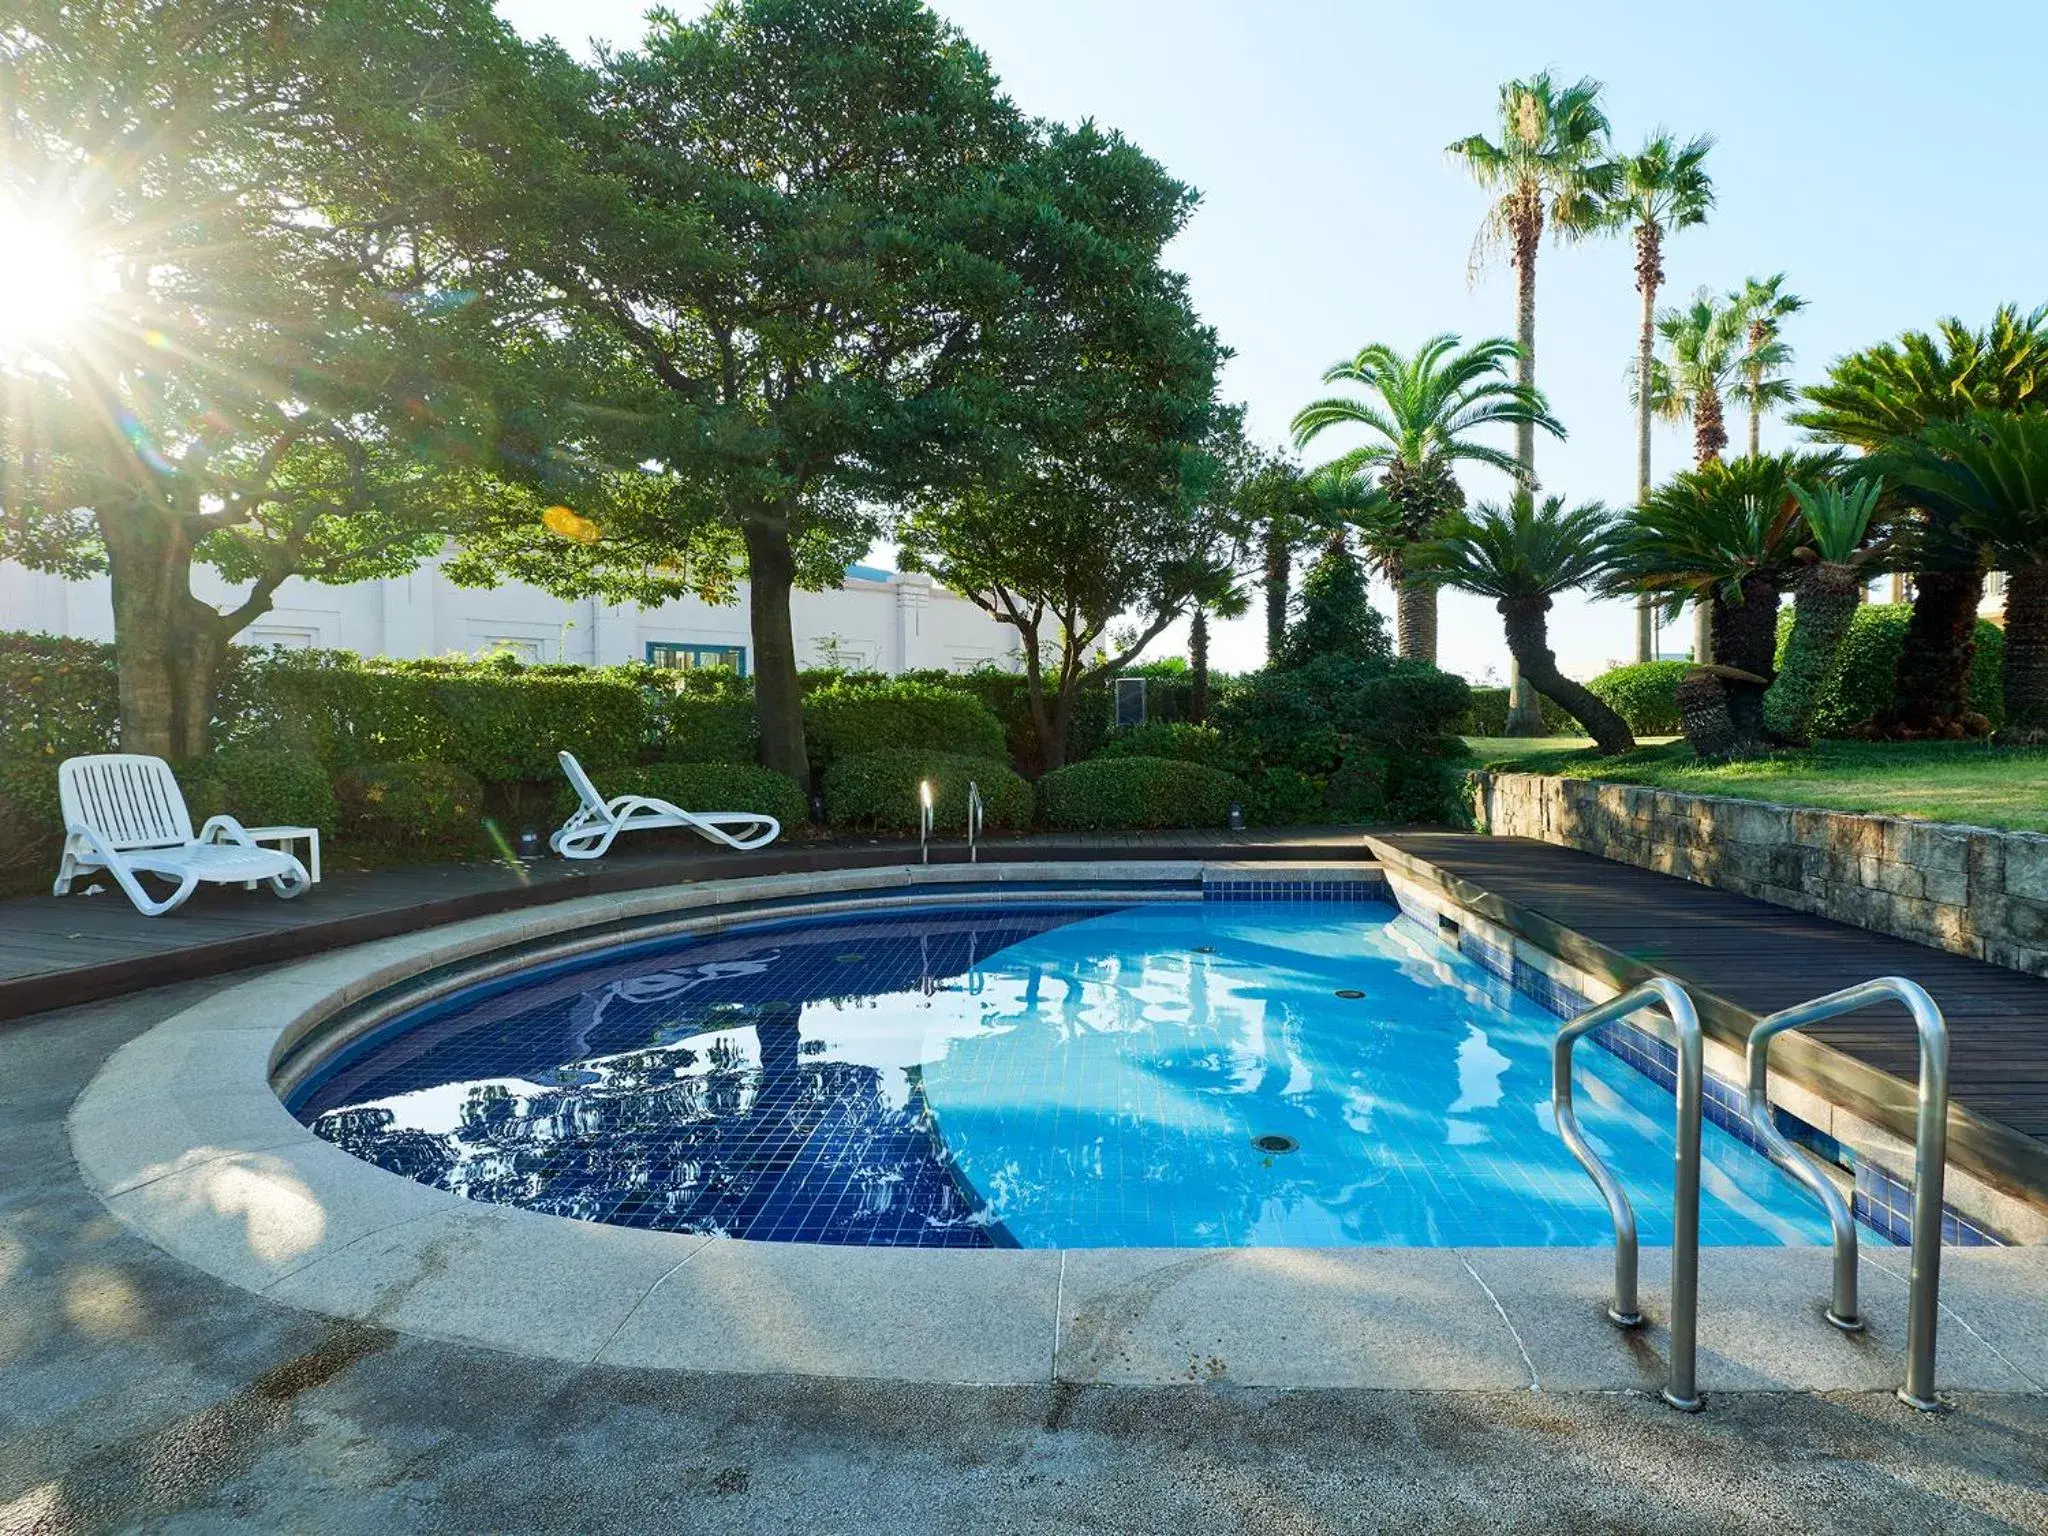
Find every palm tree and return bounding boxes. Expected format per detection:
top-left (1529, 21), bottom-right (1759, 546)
top-left (1730, 274), bottom-right (1807, 457)
top-left (1233, 455), bottom-right (1325, 664)
top-left (1447, 72), bottom-right (1614, 482)
top-left (1604, 133), bottom-right (1714, 662)
top-left (1613, 453), bottom-right (1830, 756)
top-left (1874, 410), bottom-right (2048, 742)
top-left (1422, 493), bottom-right (1636, 754)
top-left (1290, 333), bottom-right (1562, 663)
top-left (1762, 474), bottom-right (1883, 745)
top-left (1639, 289), bottom-right (1746, 468)
top-left (1794, 305), bottom-right (2048, 735)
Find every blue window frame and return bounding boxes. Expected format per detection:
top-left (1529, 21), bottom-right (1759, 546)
top-left (646, 642), bottom-right (747, 675)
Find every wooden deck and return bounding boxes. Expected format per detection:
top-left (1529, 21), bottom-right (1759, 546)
top-left (0, 827), bottom-right (1372, 1022)
top-left (1373, 832), bottom-right (2048, 1198)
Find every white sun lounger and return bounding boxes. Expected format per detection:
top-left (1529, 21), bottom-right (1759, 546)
top-left (549, 751), bottom-right (782, 860)
top-left (54, 753), bottom-right (313, 917)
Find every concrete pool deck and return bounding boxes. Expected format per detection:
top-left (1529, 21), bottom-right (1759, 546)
top-left (59, 862), bottom-right (2048, 1400)
top-left (11, 889), bottom-right (2048, 1529)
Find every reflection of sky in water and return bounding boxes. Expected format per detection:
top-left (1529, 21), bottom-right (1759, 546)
top-left (298, 902), bottom-right (1834, 1249)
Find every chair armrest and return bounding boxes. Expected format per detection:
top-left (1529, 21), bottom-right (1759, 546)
top-left (63, 822), bottom-right (123, 862)
top-left (199, 815), bottom-right (257, 847)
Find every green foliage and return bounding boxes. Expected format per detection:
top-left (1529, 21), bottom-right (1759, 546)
top-left (552, 761), bottom-right (806, 832)
top-left (1587, 662), bottom-right (1690, 734)
top-left (334, 762), bottom-right (485, 847)
top-left (904, 668), bottom-right (1111, 775)
top-left (1774, 604), bottom-right (2005, 736)
top-left (0, 635), bottom-right (120, 760)
top-left (1095, 722), bottom-right (1245, 774)
top-left (1278, 539), bottom-right (1391, 668)
top-left (0, 758), bottom-right (62, 890)
top-left (822, 750), bottom-right (1031, 832)
top-left (1460, 687), bottom-right (1566, 736)
top-left (802, 681), bottom-right (1007, 772)
top-left (660, 696), bottom-right (759, 764)
top-left (1423, 494), bottom-right (1616, 601)
top-left (1036, 756), bottom-right (1243, 831)
top-left (178, 748), bottom-right (338, 833)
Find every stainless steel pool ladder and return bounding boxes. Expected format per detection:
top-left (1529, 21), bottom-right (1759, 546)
top-left (967, 781), bottom-right (984, 864)
top-left (1552, 977), bottom-right (1705, 1412)
top-left (1744, 977), bottom-right (1950, 1411)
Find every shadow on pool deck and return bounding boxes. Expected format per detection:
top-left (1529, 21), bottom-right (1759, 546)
top-left (7, 981), bottom-right (2048, 1533)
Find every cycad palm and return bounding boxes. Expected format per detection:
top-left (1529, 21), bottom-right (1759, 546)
top-left (1874, 410), bottom-right (2048, 741)
top-left (1447, 72), bottom-right (1613, 483)
top-left (1423, 494), bottom-right (1635, 754)
top-left (1795, 305), bottom-right (2048, 735)
top-left (1605, 131), bottom-right (1714, 661)
top-left (1763, 477), bottom-right (1883, 744)
top-left (1291, 333), bottom-right (1562, 662)
top-left (1730, 274), bottom-right (1806, 457)
top-left (1638, 290), bottom-right (1746, 467)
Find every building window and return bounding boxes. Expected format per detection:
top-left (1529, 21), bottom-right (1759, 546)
top-left (647, 642), bottom-right (747, 675)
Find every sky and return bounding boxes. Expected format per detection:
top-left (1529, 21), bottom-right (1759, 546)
top-left (498, 0), bottom-right (2048, 683)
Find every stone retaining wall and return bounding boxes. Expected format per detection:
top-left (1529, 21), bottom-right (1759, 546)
top-left (1469, 772), bottom-right (2048, 978)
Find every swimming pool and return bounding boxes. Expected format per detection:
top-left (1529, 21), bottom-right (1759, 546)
top-left (288, 901), bottom-right (1835, 1249)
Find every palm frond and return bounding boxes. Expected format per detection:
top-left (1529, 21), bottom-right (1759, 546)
top-left (1418, 492), bottom-right (1615, 599)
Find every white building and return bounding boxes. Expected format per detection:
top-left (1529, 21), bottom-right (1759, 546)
top-left (0, 554), bottom-right (1023, 676)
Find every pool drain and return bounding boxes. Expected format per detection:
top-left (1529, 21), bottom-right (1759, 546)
top-left (1253, 1134), bottom-right (1298, 1155)
top-left (1334, 988), bottom-right (1365, 999)
top-left (1192, 945), bottom-right (1216, 954)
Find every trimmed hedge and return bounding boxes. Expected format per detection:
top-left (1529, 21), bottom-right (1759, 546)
top-left (1587, 661), bottom-right (1689, 735)
top-left (1036, 755), bottom-right (1243, 831)
top-left (550, 761), bottom-right (807, 832)
top-left (335, 762), bottom-right (485, 846)
top-left (1095, 722), bottom-right (1246, 775)
top-left (1459, 686), bottom-right (1567, 736)
top-left (179, 748), bottom-right (338, 833)
top-left (822, 749), bottom-right (1030, 832)
top-left (0, 634), bottom-right (119, 760)
top-left (0, 757), bottom-right (62, 889)
top-left (803, 679), bottom-right (1006, 771)
top-left (660, 695), bottom-right (758, 764)
top-left (1776, 604), bottom-right (2005, 737)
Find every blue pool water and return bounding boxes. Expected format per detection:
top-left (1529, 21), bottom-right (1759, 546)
top-left (291, 901), bottom-right (1833, 1248)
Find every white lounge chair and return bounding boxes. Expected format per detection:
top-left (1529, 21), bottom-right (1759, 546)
top-left (54, 753), bottom-right (313, 917)
top-left (549, 751), bottom-right (781, 860)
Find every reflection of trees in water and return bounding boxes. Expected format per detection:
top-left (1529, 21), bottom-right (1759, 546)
top-left (310, 1000), bottom-right (996, 1246)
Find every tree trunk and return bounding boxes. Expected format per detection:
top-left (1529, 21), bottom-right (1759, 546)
top-left (1712, 573), bottom-right (1781, 753)
top-left (1764, 561), bottom-right (1863, 746)
top-left (1694, 386), bottom-right (1728, 466)
top-left (1501, 596), bottom-right (1634, 755)
top-left (1503, 660), bottom-right (1545, 736)
top-left (1998, 563), bottom-right (2048, 744)
top-left (98, 509), bottom-right (224, 761)
top-left (1634, 223), bottom-right (1660, 665)
top-left (1692, 600), bottom-right (1714, 665)
top-left (1747, 378), bottom-right (1762, 459)
top-left (1190, 605), bottom-right (1210, 725)
top-left (1395, 579), bottom-right (1438, 663)
top-left (739, 512), bottom-right (810, 792)
top-left (1263, 517), bottom-right (1290, 664)
top-left (1883, 567), bottom-right (1985, 738)
top-left (1512, 202), bottom-right (1541, 484)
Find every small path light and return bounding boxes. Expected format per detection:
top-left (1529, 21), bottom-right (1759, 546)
top-left (1227, 801), bottom-right (1245, 831)
top-left (918, 779), bottom-right (934, 863)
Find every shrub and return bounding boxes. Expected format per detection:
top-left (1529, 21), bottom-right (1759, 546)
top-left (661, 695), bottom-right (758, 764)
top-left (178, 748), bottom-right (338, 832)
top-left (1246, 766), bottom-right (1328, 825)
top-left (908, 667), bottom-right (1111, 775)
top-left (1777, 604), bottom-right (2005, 737)
top-left (803, 680), bottom-right (1006, 771)
top-left (0, 757), bottom-right (62, 890)
top-left (1094, 721), bottom-right (1246, 775)
top-left (1587, 661), bottom-right (1690, 735)
top-left (550, 761), bottom-right (808, 832)
top-left (1037, 755), bottom-right (1243, 831)
top-left (1458, 686), bottom-right (1568, 736)
top-left (822, 749), bottom-right (1031, 832)
top-left (335, 762), bottom-right (485, 846)
top-left (0, 634), bottom-right (121, 760)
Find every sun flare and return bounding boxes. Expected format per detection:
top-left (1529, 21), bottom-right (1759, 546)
top-left (0, 211), bottom-right (95, 354)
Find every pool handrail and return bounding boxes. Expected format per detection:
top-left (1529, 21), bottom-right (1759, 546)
top-left (1552, 976), bottom-right (1704, 1412)
top-left (1743, 976), bottom-right (1949, 1410)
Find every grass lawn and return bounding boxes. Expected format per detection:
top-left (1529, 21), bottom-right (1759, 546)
top-left (1462, 736), bottom-right (2048, 834)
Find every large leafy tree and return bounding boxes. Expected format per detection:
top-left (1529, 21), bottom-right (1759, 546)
top-left (1422, 493), bottom-right (1634, 754)
top-left (1730, 273), bottom-right (1806, 457)
top-left (1875, 411), bottom-right (2048, 742)
top-left (452, 0), bottom-right (1093, 791)
top-left (1794, 305), bottom-right (2048, 735)
top-left (0, 0), bottom-right (535, 759)
top-left (1603, 132), bottom-right (1714, 662)
top-left (1289, 334), bottom-right (1561, 662)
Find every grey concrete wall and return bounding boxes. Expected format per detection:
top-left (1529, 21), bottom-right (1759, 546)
top-left (1470, 772), bottom-right (2048, 979)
